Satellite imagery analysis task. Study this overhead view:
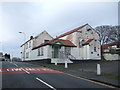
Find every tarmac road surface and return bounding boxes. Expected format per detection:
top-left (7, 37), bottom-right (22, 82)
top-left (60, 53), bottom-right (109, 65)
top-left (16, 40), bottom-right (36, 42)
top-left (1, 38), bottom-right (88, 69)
top-left (1, 61), bottom-right (117, 89)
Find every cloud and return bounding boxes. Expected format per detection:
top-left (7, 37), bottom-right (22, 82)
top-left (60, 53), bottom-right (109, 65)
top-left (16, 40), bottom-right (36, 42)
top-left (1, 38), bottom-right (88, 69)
top-left (0, 1), bottom-right (118, 57)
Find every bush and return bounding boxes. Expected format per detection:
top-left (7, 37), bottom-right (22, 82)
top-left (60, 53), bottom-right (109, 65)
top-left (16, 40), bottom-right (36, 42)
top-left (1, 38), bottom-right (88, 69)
top-left (104, 49), bottom-right (120, 55)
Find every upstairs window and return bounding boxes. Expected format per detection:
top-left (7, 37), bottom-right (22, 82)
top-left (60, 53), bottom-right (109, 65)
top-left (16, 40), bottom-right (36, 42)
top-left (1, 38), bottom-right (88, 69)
top-left (94, 47), bottom-right (97, 52)
top-left (76, 31), bottom-right (82, 33)
top-left (87, 28), bottom-right (91, 31)
top-left (29, 41), bottom-right (31, 48)
top-left (79, 31), bottom-right (82, 33)
top-left (44, 40), bottom-right (49, 42)
top-left (26, 43), bottom-right (28, 49)
top-left (79, 39), bottom-right (84, 46)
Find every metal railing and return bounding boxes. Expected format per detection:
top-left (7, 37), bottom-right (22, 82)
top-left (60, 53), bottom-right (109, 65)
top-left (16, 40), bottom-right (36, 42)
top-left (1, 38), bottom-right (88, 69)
top-left (52, 51), bottom-right (76, 60)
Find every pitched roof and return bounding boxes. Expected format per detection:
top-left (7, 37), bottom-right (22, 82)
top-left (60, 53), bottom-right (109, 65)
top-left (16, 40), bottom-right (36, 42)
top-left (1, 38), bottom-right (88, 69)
top-left (102, 41), bottom-right (120, 50)
top-left (32, 39), bottom-right (76, 50)
top-left (32, 24), bottom-right (88, 49)
top-left (52, 39), bottom-right (76, 47)
top-left (20, 38), bottom-right (33, 47)
top-left (83, 39), bottom-right (94, 45)
top-left (21, 31), bottom-right (53, 47)
top-left (55, 24), bottom-right (88, 39)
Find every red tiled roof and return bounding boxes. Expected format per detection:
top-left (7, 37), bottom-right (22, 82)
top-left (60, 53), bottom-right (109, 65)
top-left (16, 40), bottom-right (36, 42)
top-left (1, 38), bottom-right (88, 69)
top-left (32, 39), bottom-right (76, 50)
top-left (102, 41), bottom-right (120, 50)
top-left (32, 24), bottom-right (88, 50)
top-left (55, 24), bottom-right (88, 39)
top-left (83, 39), bottom-right (94, 45)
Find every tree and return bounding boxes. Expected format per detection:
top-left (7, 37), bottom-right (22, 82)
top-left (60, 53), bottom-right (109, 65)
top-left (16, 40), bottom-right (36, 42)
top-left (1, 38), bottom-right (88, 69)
top-left (95, 25), bottom-right (120, 45)
top-left (109, 25), bottom-right (120, 42)
top-left (12, 57), bottom-right (21, 61)
top-left (4, 53), bottom-right (11, 60)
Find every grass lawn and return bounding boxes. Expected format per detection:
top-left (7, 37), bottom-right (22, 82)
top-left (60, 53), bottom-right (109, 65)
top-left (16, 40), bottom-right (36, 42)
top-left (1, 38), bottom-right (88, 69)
top-left (102, 73), bottom-right (120, 80)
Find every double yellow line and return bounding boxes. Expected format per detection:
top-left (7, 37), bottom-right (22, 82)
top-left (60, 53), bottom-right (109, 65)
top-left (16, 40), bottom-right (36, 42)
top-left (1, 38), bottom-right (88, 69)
top-left (63, 72), bottom-right (119, 89)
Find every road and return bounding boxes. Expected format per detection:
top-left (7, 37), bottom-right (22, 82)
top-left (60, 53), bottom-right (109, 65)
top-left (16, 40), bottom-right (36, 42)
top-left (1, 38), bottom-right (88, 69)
top-left (1, 61), bottom-right (117, 89)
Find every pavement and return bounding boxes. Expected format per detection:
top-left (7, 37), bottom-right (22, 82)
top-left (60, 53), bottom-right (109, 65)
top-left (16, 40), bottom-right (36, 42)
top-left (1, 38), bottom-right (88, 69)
top-left (1, 61), bottom-right (119, 89)
top-left (27, 60), bottom-right (120, 88)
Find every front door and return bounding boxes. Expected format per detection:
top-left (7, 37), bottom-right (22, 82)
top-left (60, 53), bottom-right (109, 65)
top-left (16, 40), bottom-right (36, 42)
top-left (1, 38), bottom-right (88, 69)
top-left (54, 46), bottom-right (60, 58)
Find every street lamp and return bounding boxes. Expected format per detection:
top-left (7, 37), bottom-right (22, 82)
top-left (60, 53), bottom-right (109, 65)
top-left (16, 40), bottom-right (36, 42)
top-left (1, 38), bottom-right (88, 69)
top-left (19, 32), bottom-right (26, 42)
top-left (19, 32), bottom-right (26, 61)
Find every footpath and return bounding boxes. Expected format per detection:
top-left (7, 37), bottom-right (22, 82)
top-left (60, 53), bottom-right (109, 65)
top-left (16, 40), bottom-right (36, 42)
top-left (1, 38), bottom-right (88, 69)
top-left (28, 60), bottom-right (120, 88)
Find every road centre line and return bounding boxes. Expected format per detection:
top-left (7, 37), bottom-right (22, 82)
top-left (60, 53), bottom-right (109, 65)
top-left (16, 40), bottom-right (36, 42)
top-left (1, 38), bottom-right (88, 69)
top-left (64, 72), bottom-right (118, 89)
top-left (36, 77), bottom-right (56, 90)
top-left (8, 61), bottom-right (18, 67)
top-left (14, 64), bottom-right (18, 67)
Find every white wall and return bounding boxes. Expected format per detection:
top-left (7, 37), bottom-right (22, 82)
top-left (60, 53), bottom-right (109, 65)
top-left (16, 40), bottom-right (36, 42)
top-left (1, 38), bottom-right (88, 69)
top-left (30, 45), bottom-right (51, 60)
top-left (71, 47), bottom-right (80, 59)
top-left (58, 24), bottom-right (101, 60)
top-left (81, 45), bottom-right (90, 59)
top-left (21, 31), bottom-right (53, 61)
top-left (34, 31), bottom-right (53, 47)
top-left (20, 24), bottom-right (101, 61)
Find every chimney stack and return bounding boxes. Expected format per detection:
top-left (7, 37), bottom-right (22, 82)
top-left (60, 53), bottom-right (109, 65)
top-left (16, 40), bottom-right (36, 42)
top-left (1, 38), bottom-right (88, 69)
top-left (30, 36), bottom-right (33, 40)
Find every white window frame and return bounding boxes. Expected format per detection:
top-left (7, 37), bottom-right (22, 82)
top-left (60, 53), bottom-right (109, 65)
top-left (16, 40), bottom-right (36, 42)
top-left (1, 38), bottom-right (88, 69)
top-left (38, 47), bottom-right (44, 56)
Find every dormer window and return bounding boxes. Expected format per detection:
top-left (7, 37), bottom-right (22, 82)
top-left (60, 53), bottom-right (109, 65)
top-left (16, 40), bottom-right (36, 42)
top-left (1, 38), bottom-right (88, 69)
top-left (44, 40), bottom-right (49, 42)
top-left (87, 28), bottom-right (91, 31)
top-left (76, 31), bottom-right (82, 33)
top-left (94, 47), bottom-right (97, 52)
top-left (79, 31), bottom-right (82, 33)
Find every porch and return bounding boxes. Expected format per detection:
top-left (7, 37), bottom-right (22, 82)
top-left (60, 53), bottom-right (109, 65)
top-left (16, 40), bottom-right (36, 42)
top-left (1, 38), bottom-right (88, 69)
top-left (51, 45), bottom-right (74, 64)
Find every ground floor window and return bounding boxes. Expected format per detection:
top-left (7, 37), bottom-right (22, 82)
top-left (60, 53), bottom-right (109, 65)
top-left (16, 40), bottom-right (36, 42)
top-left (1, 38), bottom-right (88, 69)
top-left (38, 47), bottom-right (44, 56)
top-left (65, 47), bottom-right (71, 55)
top-left (26, 52), bottom-right (29, 58)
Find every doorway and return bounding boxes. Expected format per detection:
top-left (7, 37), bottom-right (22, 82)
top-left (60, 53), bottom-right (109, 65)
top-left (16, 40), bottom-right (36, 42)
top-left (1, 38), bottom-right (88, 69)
top-left (53, 46), bottom-right (60, 58)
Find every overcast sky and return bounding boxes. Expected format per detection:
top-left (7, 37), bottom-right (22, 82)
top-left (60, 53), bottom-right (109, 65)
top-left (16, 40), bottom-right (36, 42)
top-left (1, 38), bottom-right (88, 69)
top-left (0, 0), bottom-right (118, 58)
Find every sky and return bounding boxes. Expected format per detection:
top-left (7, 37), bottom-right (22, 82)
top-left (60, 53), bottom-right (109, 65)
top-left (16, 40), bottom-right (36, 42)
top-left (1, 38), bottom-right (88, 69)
top-left (0, 0), bottom-right (118, 58)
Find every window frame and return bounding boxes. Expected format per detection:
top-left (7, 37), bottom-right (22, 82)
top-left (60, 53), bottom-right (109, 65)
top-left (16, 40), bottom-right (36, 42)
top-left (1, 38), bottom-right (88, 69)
top-left (38, 47), bottom-right (44, 56)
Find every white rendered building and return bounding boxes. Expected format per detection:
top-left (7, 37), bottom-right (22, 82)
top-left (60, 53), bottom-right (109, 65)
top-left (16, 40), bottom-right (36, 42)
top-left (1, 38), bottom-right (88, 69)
top-left (20, 24), bottom-right (101, 63)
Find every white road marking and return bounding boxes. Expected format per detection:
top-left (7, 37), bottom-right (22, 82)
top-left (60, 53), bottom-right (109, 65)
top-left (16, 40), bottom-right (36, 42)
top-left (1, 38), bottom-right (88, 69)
top-left (21, 68), bottom-right (30, 74)
top-left (8, 61), bottom-right (18, 67)
top-left (6, 69), bottom-right (9, 71)
top-left (13, 68), bottom-right (22, 71)
top-left (36, 77), bottom-right (56, 90)
top-left (0, 69), bottom-right (1, 72)
top-left (14, 64), bottom-right (18, 67)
